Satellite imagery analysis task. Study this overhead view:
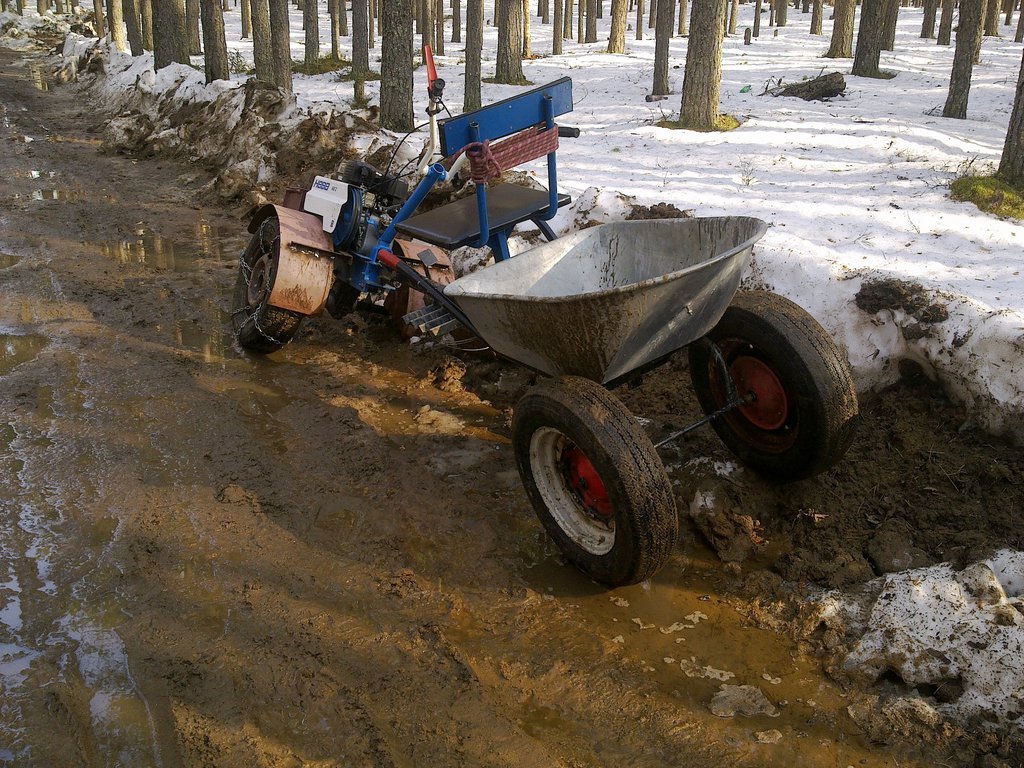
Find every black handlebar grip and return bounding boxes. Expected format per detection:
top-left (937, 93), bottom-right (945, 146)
top-left (557, 126), bottom-right (581, 138)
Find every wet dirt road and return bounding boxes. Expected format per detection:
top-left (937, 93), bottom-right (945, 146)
top-left (0, 46), bottom-right (998, 767)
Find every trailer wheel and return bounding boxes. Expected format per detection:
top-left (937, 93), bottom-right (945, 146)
top-left (512, 376), bottom-right (678, 587)
top-left (233, 217), bottom-right (303, 353)
top-left (688, 290), bottom-right (858, 481)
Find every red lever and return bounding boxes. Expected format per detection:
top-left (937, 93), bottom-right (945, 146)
top-left (424, 45), bottom-right (438, 91)
top-left (376, 248), bottom-right (400, 269)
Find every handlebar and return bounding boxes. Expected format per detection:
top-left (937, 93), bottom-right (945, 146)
top-left (557, 126), bottom-right (580, 138)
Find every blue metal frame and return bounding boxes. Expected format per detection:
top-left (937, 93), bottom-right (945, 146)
top-left (440, 78), bottom-right (573, 257)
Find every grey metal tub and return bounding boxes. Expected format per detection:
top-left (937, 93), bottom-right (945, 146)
top-left (443, 217), bottom-right (768, 384)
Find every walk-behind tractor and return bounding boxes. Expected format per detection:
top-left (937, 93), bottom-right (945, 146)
top-left (232, 53), bottom-right (859, 586)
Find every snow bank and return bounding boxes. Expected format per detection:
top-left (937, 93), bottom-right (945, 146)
top-left (809, 551), bottom-right (1024, 730)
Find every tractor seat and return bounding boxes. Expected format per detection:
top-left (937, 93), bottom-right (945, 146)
top-left (395, 183), bottom-right (570, 249)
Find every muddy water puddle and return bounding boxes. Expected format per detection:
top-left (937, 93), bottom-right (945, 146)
top-left (0, 334), bottom-right (46, 376)
top-left (0, 253), bottom-right (19, 269)
top-left (101, 219), bottom-right (241, 272)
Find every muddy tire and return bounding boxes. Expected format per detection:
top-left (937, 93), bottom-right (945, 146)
top-left (512, 376), bottom-right (678, 587)
top-left (688, 290), bottom-right (858, 482)
top-left (232, 217), bottom-right (303, 353)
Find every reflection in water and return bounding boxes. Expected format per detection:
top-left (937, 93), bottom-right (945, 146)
top-left (174, 313), bottom-right (235, 361)
top-left (27, 64), bottom-right (49, 92)
top-left (0, 254), bottom-right (20, 269)
top-left (30, 188), bottom-right (86, 202)
top-left (101, 219), bottom-right (239, 272)
top-left (0, 334), bottom-right (47, 376)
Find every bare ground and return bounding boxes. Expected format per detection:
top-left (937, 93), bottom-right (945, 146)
top-left (1, 45), bottom-right (1022, 767)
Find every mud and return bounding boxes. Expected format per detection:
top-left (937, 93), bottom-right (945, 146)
top-left (1, 46), bottom-right (1022, 767)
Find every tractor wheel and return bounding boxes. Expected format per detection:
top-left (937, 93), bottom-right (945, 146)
top-left (688, 290), bottom-right (859, 482)
top-left (232, 217), bottom-right (303, 353)
top-left (512, 376), bottom-right (678, 587)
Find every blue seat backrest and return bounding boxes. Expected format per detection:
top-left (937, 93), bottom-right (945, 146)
top-left (439, 77), bottom-right (573, 156)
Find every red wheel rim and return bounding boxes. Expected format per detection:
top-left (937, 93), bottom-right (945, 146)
top-left (730, 355), bottom-right (789, 430)
top-left (561, 445), bottom-right (613, 519)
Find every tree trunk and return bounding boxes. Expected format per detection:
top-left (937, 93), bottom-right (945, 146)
top-left (936, 0), bottom-right (953, 43)
top-left (452, 0), bottom-right (461, 41)
top-left (998, 48), bottom-right (1024, 186)
top-left (521, 0), bottom-right (529, 56)
top-left (565, 0), bottom-right (573, 38)
top-left (123, 0), bottom-right (144, 53)
top-left (920, 0), bottom-right (936, 36)
top-left (141, 0), bottom-right (154, 48)
top-left (810, 0), bottom-right (822, 33)
top-left (881, 0), bottom-right (898, 50)
top-left (251, 0), bottom-right (272, 79)
top-left (983, 0), bottom-right (1000, 34)
top-left (435, 0), bottom-right (445, 54)
top-left (1017, 1), bottom-right (1024, 41)
top-left (776, 0), bottom-right (787, 25)
top-left (678, 0), bottom-right (688, 34)
top-left (241, 0), bottom-right (251, 38)
top-left (852, 0), bottom-right (885, 75)
top-left (303, 0), bottom-right (319, 66)
top-left (553, 0), bottom-right (563, 51)
top-left (825, 0), bottom-right (853, 55)
top-left (585, 0), bottom-right (598, 39)
top-left (94, 0), bottom-right (106, 33)
top-left (652, 0), bottom-right (674, 93)
top-left (369, 0), bottom-right (375, 48)
top-left (268, 0), bottom-right (292, 93)
top-left (465, 0), bottom-right (482, 110)
top-left (1005, 0), bottom-right (1014, 27)
top-left (381, 0), bottom-right (413, 130)
top-left (728, 0), bottom-right (737, 32)
top-left (153, 0), bottom-right (189, 68)
top-left (496, 0), bottom-right (527, 82)
top-left (753, 0), bottom-right (761, 35)
top-left (577, 0), bottom-right (583, 41)
top-left (608, 0), bottom-right (628, 49)
top-left (186, 0), bottom-right (201, 54)
top-left (105, 0), bottom-right (128, 50)
top-left (635, 0), bottom-right (643, 38)
top-left (678, 0), bottom-right (727, 129)
top-left (422, 0), bottom-right (435, 54)
top-left (353, 0), bottom-right (369, 75)
top-left (943, 0), bottom-right (984, 117)
top-left (200, 0), bottom-right (229, 80)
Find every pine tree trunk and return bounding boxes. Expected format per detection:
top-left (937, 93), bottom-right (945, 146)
top-left (565, 0), bottom-right (574, 38)
top-left (369, 0), bottom-right (375, 48)
top-left (881, 0), bottom-right (898, 50)
top-left (652, 0), bottom-right (674, 92)
top-left (123, 0), bottom-right (144, 54)
top-left (353, 0), bottom-right (369, 74)
top-left (153, 0), bottom-right (189, 67)
top-left (328, 0), bottom-right (338, 56)
top-left (577, 0), bottom-right (583, 41)
top-left (585, 0), bottom-right (598, 39)
top-left (14, 0), bottom-right (23, 15)
top-left (187, 0), bottom-right (202, 54)
top-left (810, 0), bottom-right (822, 33)
top-left (464, 0), bottom-right (482, 110)
top-left (943, 0), bottom-right (984, 117)
top-left (200, 0), bottom-right (229, 80)
top-left (635, 0), bottom-right (643, 38)
top-left (852, 0), bottom-right (885, 75)
top-left (141, 0), bottom-right (154, 48)
top-left (496, 0), bottom-right (526, 82)
top-left (93, 0), bottom-right (106, 39)
top-left (104, 0), bottom-right (127, 50)
top-left (1005, 0), bottom-right (1014, 27)
top-left (435, 0), bottom-right (445, 54)
top-left (421, 0), bottom-right (434, 52)
top-left (920, 0), bottom-right (936, 36)
top-left (303, 0), bottom-right (319, 66)
top-left (936, 0), bottom-right (953, 43)
top-left (776, 0), bottom-right (787, 26)
top-left (553, 0), bottom-right (563, 50)
top-left (608, 0), bottom-right (628, 49)
top-left (268, 0), bottom-right (292, 93)
top-left (998, 48), bottom-right (1024, 186)
top-left (753, 0), bottom-right (761, 35)
top-left (1017, 1), bottom-right (1024, 41)
top-left (678, 0), bottom-right (688, 34)
top-left (728, 0), bottom-right (737, 32)
top-left (825, 0), bottom-right (853, 55)
top-left (452, 0), bottom-right (461, 41)
top-left (678, 0), bottom-right (727, 129)
top-left (252, 0), bottom-right (272, 79)
top-left (241, 0), bottom-right (251, 37)
top-left (381, 0), bottom-right (413, 130)
top-left (983, 0), bottom-right (1000, 34)
top-left (521, 0), bottom-right (529, 56)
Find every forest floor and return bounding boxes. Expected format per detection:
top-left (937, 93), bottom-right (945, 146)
top-left (2, 38), bottom-right (1024, 768)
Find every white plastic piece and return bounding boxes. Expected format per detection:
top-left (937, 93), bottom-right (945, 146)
top-left (303, 176), bottom-right (349, 233)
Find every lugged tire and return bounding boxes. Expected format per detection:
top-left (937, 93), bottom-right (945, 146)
top-left (688, 290), bottom-right (859, 481)
top-left (232, 217), bottom-right (303, 353)
top-left (512, 376), bottom-right (678, 587)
